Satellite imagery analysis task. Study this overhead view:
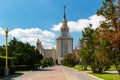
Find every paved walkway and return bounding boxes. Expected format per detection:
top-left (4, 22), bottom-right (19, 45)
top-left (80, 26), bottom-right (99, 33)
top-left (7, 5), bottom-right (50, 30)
top-left (2, 66), bottom-right (102, 80)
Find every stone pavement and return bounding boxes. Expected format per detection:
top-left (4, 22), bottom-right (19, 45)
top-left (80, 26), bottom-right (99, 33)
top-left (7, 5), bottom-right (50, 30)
top-left (2, 65), bottom-right (102, 80)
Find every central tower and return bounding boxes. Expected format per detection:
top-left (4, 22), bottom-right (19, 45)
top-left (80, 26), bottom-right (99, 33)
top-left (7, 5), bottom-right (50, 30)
top-left (56, 6), bottom-right (73, 64)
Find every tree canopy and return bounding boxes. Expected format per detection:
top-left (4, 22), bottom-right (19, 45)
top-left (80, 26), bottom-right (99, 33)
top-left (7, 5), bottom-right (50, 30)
top-left (80, 0), bottom-right (120, 73)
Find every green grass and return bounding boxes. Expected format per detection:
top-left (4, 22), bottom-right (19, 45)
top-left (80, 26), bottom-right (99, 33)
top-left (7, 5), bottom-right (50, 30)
top-left (73, 65), bottom-right (92, 71)
top-left (89, 72), bottom-right (120, 80)
top-left (87, 65), bottom-right (116, 71)
top-left (73, 65), bottom-right (83, 71)
top-left (73, 65), bottom-right (117, 71)
top-left (109, 65), bottom-right (116, 71)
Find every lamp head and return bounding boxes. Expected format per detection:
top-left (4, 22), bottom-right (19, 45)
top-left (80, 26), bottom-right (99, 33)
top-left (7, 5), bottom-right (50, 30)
top-left (5, 28), bottom-right (9, 36)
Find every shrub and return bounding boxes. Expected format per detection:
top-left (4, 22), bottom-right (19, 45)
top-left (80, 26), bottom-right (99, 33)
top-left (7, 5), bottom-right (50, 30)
top-left (0, 56), bottom-right (15, 77)
top-left (14, 65), bottom-right (40, 71)
top-left (41, 58), bottom-right (49, 67)
top-left (0, 56), bottom-right (14, 67)
top-left (34, 64), bottom-right (41, 69)
top-left (63, 58), bottom-right (76, 67)
top-left (74, 65), bottom-right (83, 71)
top-left (9, 67), bottom-right (15, 74)
top-left (63, 54), bottom-right (76, 67)
top-left (0, 67), bottom-right (4, 77)
top-left (0, 67), bottom-right (15, 77)
top-left (41, 58), bottom-right (54, 67)
top-left (14, 65), bottom-right (29, 71)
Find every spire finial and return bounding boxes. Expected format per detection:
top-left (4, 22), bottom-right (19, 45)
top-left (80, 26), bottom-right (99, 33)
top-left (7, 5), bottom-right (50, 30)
top-left (37, 39), bottom-right (39, 41)
top-left (64, 5), bottom-right (66, 20)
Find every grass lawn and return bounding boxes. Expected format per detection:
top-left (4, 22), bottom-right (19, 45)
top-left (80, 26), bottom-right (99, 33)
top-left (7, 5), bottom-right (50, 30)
top-left (73, 65), bottom-right (83, 71)
top-left (71, 65), bottom-right (120, 80)
top-left (109, 65), bottom-right (116, 71)
top-left (89, 72), bottom-right (120, 80)
top-left (73, 65), bottom-right (117, 71)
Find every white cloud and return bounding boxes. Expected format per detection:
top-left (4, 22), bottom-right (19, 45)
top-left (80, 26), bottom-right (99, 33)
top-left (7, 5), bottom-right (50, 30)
top-left (0, 27), bottom-right (5, 35)
top-left (0, 14), bottom-right (106, 49)
top-left (9, 28), bottom-right (56, 49)
top-left (0, 27), bottom-right (55, 49)
top-left (52, 23), bottom-right (62, 31)
top-left (51, 15), bottom-right (106, 32)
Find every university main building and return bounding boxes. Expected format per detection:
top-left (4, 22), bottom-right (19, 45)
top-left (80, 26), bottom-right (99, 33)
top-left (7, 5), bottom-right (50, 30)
top-left (36, 6), bottom-right (79, 64)
top-left (56, 6), bottom-right (73, 64)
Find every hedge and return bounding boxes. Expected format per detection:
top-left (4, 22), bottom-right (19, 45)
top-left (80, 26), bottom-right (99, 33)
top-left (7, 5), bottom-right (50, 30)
top-left (0, 67), bottom-right (15, 77)
top-left (0, 64), bottom-right (41, 77)
top-left (12, 64), bottom-right (41, 71)
top-left (0, 67), bottom-right (4, 76)
top-left (0, 56), bottom-right (14, 67)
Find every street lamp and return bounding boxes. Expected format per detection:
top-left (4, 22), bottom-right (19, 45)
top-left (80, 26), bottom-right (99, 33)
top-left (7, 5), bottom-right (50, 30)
top-left (4, 28), bottom-right (9, 76)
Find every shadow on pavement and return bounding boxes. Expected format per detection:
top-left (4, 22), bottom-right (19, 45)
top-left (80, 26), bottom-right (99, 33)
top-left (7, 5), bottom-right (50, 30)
top-left (34, 68), bottom-right (55, 72)
top-left (1, 68), bottom-right (55, 80)
top-left (2, 73), bottom-right (23, 80)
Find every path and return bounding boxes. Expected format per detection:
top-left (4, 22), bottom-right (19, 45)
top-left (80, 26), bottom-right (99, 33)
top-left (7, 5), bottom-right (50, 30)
top-left (2, 65), bottom-right (102, 80)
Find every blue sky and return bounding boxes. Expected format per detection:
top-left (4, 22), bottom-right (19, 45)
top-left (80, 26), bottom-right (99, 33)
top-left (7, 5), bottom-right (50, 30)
top-left (0, 0), bottom-right (105, 49)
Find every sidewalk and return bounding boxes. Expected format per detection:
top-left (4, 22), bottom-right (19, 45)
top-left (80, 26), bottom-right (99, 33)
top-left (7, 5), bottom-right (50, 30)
top-left (64, 67), bottom-right (102, 80)
top-left (2, 66), bottom-right (102, 80)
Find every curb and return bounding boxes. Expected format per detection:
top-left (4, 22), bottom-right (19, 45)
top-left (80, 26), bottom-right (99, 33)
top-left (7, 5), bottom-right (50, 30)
top-left (64, 66), bottom-right (103, 80)
top-left (83, 71), bottom-right (104, 80)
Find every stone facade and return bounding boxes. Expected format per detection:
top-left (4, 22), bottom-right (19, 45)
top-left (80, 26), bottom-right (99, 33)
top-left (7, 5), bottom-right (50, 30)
top-left (36, 6), bottom-right (78, 64)
top-left (36, 39), bottom-right (44, 56)
top-left (56, 6), bottom-right (73, 64)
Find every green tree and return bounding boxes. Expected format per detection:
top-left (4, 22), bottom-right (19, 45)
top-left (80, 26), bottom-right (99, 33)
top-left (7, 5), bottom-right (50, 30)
top-left (92, 25), bottom-right (113, 73)
top-left (96, 39), bottom-right (112, 73)
top-left (41, 57), bottom-right (54, 67)
top-left (80, 24), bottom-right (95, 70)
top-left (7, 37), bottom-right (42, 69)
top-left (0, 46), bottom-right (5, 56)
top-left (97, 0), bottom-right (120, 73)
top-left (35, 49), bottom-right (43, 64)
top-left (80, 23), bottom-right (112, 73)
top-left (79, 47), bottom-right (91, 70)
top-left (63, 53), bottom-right (76, 67)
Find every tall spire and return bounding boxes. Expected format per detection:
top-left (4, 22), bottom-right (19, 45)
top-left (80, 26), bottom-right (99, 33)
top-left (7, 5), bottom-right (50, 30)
top-left (63, 5), bottom-right (66, 21)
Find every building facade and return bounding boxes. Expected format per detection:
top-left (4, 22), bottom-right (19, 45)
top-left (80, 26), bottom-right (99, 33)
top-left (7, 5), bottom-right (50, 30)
top-left (36, 39), bottom-right (44, 56)
top-left (36, 6), bottom-right (74, 64)
top-left (56, 6), bottom-right (73, 64)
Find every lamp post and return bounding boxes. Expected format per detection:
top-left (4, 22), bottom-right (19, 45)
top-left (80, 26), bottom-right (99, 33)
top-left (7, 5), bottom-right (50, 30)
top-left (4, 28), bottom-right (9, 76)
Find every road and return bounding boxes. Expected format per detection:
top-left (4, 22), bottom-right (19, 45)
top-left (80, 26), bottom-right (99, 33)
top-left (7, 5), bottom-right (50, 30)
top-left (2, 65), bottom-right (102, 80)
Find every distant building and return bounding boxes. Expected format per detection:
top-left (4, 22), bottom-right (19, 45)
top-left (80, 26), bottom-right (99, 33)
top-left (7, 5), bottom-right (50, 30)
top-left (36, 39), bottom-right (44, 56)
top-left (56, 6), bottom-right (73, 64)
top-left (36, 6), bottom-right (80, 64)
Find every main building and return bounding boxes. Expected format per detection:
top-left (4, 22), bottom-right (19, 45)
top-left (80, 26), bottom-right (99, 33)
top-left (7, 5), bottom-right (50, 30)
top-left (56, 6), bottom-right (73, 64)
top-left (36, 6), bottom-right (74, 64)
